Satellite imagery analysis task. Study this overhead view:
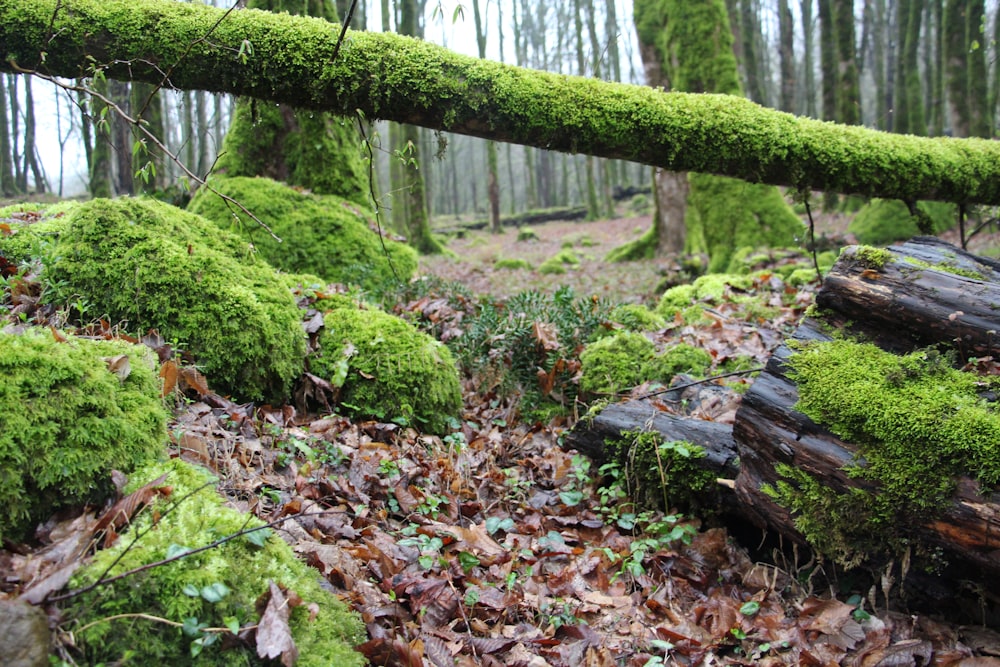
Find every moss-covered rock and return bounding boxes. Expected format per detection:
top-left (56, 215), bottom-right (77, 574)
top-left (538, 249), bottom-right (580, 275)
top-left (0, 330), bottom-right (167, 542)
top-left (608, 304), bottom-right (667, 333)
top-left (187, 177), bottom-right (417, 292)
top-left (645, 343), bottom-right (713, 380)
top-left (494, 257), bottom-right (533, 270)
top-left (0, 198), bottom-right (306, 402)
top-left (516, 226), bottom-right (540, 242)
top-left (310, 303), bottom-right (462, 434)
top-left (656, 273), bottom-right (754, 319)
top-left (68, 458), bottom-right (365, 666)
top-left (580, 331), bottom-right (656, 396)
top-left (848, 198), bottom-right (956, 246)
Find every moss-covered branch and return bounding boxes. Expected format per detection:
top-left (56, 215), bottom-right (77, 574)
top-left (5, 0), bottom-right (1000, 204)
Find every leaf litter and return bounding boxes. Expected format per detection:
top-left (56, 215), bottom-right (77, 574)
top-left (4, 218), bottom-right (1000, 665)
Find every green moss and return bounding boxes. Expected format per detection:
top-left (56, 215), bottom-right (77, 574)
top-left (902, 256), bottom-right (986, 281)
top-left (605, 430), bottom-right (717, 511)
top-left (1, 198), bottom-right (305, 402)
top-left (580, 331), bottom-right (655, 395)
top-left (686, 175), bottom-right (804, 273)
top-left (655, 273), bottom-right (753, 318)
top-left (787, 267), bottom-right (822, 286)
top-left (310, 304), bottom-right (462, 434)
top-left (516, 226), bottom-right (540, 242)
top-left (848, 199), bottom-right (957, 246)
top-left (851, 245), bottom-right (894, 270)
top-left (608, 304), bottom-right (667, 332)
top-left (494, 257), bottom-right (533, 270)
top-left (768, 340), bottom-right (1000, 567)
top-left (644, 343), bottom-right (713, 380)
top-left (537, 249), bottom-right (580, 275)
top-left (68, 459), bottom-right (365, 666)
top-left (0, 330), bottom-right (167, 542)
top-left (187, 177), bottom-right (417, 292)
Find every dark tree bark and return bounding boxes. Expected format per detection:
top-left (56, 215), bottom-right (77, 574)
top-left (818, 0), bottom-right (838, 121)
top-left (9, 0), bottom-right (1000, 205)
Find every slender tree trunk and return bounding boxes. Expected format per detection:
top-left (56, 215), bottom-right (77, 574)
top-left (818, 0), bottom-right (838, 121)
top-left (801, 0), bottom-right (817, 117)
top-left (834, 0), bottom-right (860, 125)
top-left (9, 76), bottom-right (24, 192)
top-left (131, 81), bottom-right (164, 192)
top-left (739, 0), bottom-right (766, 103)
top-left (89, 76), bottom-right (112, 198)
top-left (945, 0), bottom-right (971, 137)
top-left (966, 0), bottom-right (989, 137)
top-left (0, 78), bottom-right (15, 196)
top-left (869, 0), bottom-right (887, 129)
top-left (778, 0), bottom-right (796, 112)
top-left (929, 0), bottom-right (945, 136)
top-left (472, 0), bottom-right (502, 234)
top-left (896, 0), bottom-right (924, 135)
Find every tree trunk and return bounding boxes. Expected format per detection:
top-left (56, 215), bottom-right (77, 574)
top-left (945, 0), bottom-right (971, 137)
top-left (0, 78), bottom-right (15, 196)
top-left (22, 78), bottom-right (46, 194)
top-left (895, 0), bottom-right (924, 136)
top-left (472, 0), bottom-right (502, 234)
top-left (10, 0), bottom-right (1000, 205)
top-left (778, 0), bottom-right (796, 113)
top-left (800, 0), bottom-right (817, 117)
top-left (834, 0), bottom-right (860, 125)
top-left (818, 0), bottom-right (838, 121)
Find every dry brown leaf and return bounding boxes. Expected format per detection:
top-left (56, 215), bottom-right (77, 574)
top-left (256, 581), bottom-right (298, 666)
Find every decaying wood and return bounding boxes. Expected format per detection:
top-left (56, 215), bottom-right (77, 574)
top-left (565, 399), bottom-right (739, 479)
top-left (571, 237), bottom-right (1000, 584)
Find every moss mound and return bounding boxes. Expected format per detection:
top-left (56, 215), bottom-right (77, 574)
top-left (647, 344), bottom-right (713, 380)
top-left (0, 330), bottom-right (167, 542)
top-left (68, 459), bottom-right (365, 666)
top-left (848, 199), bottom-right (956, 246)
top-left (608, 304), bottom-right (667, 333)
top-left (538, 249), bottom-right (580, 275)
top-left (580, 331), bottom-right (656, 396)
top-left (494, 257), bottom-right (533, 270)
top-left (310, 303), bottom-right (462, 434)
top-left (0, 198), bottom-right (305, 402)
top-left (656, 273), bottom-right (754, 320)
top-left (188, 177), bottom-right (418, 292)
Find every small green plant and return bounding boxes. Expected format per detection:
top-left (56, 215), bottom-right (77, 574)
top-left (398, 529), bottom-right (446, 570)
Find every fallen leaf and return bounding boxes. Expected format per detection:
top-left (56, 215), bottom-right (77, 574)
top-left (256, 581), bottom-right (298, 667)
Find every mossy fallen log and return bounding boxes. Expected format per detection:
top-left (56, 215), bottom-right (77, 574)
top-left (574, 238), bottom-right (1000, 593)
top-left (734, 238), bottom-right (1000, 581)
top-left (7, 0), bottom-right (1000, 204)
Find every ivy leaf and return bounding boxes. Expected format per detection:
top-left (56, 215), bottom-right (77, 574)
top-left (224, 616), bottom-right (241, 635)
top-left (559, 490), bottom-right (584, 506)
top-left (166, 543), bottom-right (192, 559)
top-left (246, 527), bottom-right (272, 547)
top-left (457, 551), bottom-right (480, 573)
top-left (200, 582), bottom-right (231, 603)
top-left (182, 584), bottom-right (201, 598)
top-left (739, 600), bottom-right (761, 617)
top-left (485, 516), bottom-right (515, 535)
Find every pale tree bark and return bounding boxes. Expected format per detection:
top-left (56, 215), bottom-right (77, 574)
top-left (0, 79), bottom-right (16, 196)
top-left (800, 0), bottom-right (817, 117)
top-left (778, 0), bottom-right (796, 113)
top-left (8, 0), bottom-right (1000, 205)
top-left (22, 77), bottom-right (46, 193)
top-left (472, 0), bottom-right (502, 234)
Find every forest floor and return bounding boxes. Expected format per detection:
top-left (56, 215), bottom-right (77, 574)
top-left (9, 211), bottom-right (1000, 666)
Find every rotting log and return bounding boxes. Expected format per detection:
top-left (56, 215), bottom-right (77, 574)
top-left (8, 0), bottom-right (1000, 204)
top-left (734, 237), bottom-right (1000, 578)
top-left (571, 237), bottom-right (1000, 584)
top-left (564, 400), bottom-right (739, 480)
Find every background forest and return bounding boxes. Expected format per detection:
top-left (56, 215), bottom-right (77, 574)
top-left (5, 0), bottom-right (999, 228)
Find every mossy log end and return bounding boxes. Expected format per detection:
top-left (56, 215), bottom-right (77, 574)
top-left (565, 400), bottom-right (740, 479)
top-left (7, 0), bottom-right (1000, 204)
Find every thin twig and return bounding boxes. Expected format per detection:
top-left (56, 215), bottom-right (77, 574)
top-left (49, 508), bottom-right (349, 603)
top-left (803, 194), bottom-right (821, 279)
top-left (631, 367), bottom-right (764, 401)
top-left (10, 66), bottom-right (281, 242)
top-left (332, 0), bottom-right (359, 63)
